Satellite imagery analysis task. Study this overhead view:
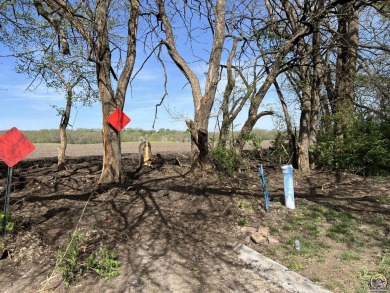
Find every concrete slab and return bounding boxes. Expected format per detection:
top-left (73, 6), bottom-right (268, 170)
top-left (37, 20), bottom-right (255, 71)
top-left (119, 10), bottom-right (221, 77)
top-left (233, 243), bottom-right (333, 293)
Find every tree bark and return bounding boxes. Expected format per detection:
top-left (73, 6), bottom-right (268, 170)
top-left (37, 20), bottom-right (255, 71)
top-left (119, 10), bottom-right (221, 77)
top-left (298, 78), bottom-right (312, 174)
top-left (309, 22), bottom-right (322, 169)
top-left (95, 0), bottom-right (121, 184)
top-left (57, 90), bottom-right (72, 171)
top-left (334, 2), bottom-right (359, 141)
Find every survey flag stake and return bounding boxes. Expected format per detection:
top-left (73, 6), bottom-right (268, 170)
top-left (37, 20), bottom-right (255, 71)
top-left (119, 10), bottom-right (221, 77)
top-left (258, 164), bottom-right (270, 212)
top-left (0, 127), bottom-right (35, 234)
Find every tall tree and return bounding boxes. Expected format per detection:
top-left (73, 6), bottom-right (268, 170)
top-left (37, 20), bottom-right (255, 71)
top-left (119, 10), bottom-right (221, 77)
top-left (33, 0), bottom-right (140, 184)
top-left (144, 0), bottom-right (226, 168)
top-left (0, 2), bottom-right (98, 171)
top-left (333, 2), bottom-right (360, 141)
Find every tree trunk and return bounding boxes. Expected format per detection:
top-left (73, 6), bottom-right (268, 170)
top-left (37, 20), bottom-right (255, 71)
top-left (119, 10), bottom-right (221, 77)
top-left (157, 0), bottom-right (226, 169)
top-left (334, 3), bottom-right (359, 141)
top-left (218, 118), bottom-right (231, 148)
top-left (218, 37), bottom-right (238, 149)
top-left (96, 1), bottom-right (121, 184)
top-left (298, 79), bottom-right (311, 173)
top-left (274, 78), bottom-right (298, 168)
top-left (34, 0), bottom-right (140, 185)
top-left (57, 90), bottom-right (72, 171)
top-left (309, 24), bottom-right (322, 169)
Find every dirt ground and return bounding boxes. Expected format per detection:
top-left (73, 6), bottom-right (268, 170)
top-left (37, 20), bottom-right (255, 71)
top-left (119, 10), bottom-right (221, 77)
top-left (0, 143), bottom-right (389, 293)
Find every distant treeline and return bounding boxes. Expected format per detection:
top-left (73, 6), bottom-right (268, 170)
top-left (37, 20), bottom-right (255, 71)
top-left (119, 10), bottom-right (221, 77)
top-left (0, 128), bottom-right (277, 144)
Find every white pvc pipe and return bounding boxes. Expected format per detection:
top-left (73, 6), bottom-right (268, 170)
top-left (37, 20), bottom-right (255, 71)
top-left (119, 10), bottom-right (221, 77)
top-left (281, 165), bottom-right (295, 209)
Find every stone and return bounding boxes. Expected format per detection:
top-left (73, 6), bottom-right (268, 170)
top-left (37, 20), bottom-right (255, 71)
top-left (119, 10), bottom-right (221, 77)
top-left (257, 226), bottom-right (269, 236)
top-left (156, 190), bottom-right (170, 197)
top-left (267, 236), bottom-right (280, 245)
top-left (240, 226), bottom-right (257, 235)
top-left (250, 232), bottom-right (267, 244)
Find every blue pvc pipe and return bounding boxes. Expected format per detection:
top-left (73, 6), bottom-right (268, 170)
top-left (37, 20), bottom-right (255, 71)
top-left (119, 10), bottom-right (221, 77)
top-left (281, 165), bottom-right (295, 209)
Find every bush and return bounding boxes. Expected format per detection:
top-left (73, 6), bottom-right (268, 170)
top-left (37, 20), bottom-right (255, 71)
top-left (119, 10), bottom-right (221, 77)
top-left (314, 116), bottom-right (390, 176)
top-left (86, 246), bottom-right (121, 280)
top-left (268, 132), bottom-right (291, 165)
top-left (209, 146), bottom-right (242, 174)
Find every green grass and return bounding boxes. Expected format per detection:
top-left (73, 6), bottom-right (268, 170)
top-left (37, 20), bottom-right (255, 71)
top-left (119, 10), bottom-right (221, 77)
top-left (261, 199), bottom-right (388, 292)
top-left (376, 195), bottom-right (389, 204)
top-left (237, 218), bottom-right (248, 227)
top-left (237, 199), bottom-right (259, 211)
top-left (338, 250), bottom-right (361, 261)
top-left (378, 255), bottom-right (390, 276)
top-left (56, 229), bottom-right (120, 287)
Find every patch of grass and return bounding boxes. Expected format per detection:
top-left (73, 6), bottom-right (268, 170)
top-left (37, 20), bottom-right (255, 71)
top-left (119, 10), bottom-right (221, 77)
top-left (376, 195), bottom-right (389, 204)
top-left (379, 255), bottom-right (390, 276)
top-left (56, 229), bottom-right (120, 287)
top-left (86, 246), bottom-right (120, 280)
top-left (355, 286), bottom-right (370, 293)
top-left (310, 275), bottom-right (321, 283)
top-left (357, 269), bottom-right (374, 293)
top-left (305, 222), bottom-right (320, 238)
top-left (56, 230), bottom-right (85, 286)
top-left (263, 201), bottom-right (386, 292)
top-left (374, 214), bottom-right (386, 226)
top-left (338, 250), bottom-right (361, 261)
top-left (288, 260), bottom-right (304, 271)
top-left (324, 210), bottom-right (366, 248)
top-left (140, 269), bottom-right (149, 279)
top-left (373, 176), bottom-right (388, 184)
top-left (237, 218), bottom-right (248, 227)
top-left (357, 256), bottom-right (390, 292)
top-left (325, 283), bottom-right (336, 291)
top-left (237, 199), bottom-right (259, 211)
top-left (0, 212), bottom-right (14, 233)
top-left (283, 236), bottom-right (329, 263)
top-left (269, 226), bottom-right (279, 234)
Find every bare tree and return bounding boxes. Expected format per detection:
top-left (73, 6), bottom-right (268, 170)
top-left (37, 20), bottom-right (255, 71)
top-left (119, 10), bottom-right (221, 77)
top-left (33, 0), bottom-right (140, 184)
top-left (142, 0), bottom-right (226, 168)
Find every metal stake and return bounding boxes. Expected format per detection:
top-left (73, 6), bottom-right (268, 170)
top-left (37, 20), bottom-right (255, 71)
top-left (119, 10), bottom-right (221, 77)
top-left (3, 166), bottom-right (13, 234)
top-left (258, 164), bottom-right (270, 212)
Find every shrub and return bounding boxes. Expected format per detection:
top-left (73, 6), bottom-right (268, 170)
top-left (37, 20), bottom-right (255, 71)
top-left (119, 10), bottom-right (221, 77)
top-left (268, 132), bottom-right (291, 165)
top-left (209, 146), bottom-right (242, 174)
top-left (56, 230), bottom-right (120, 287)
top-left (0, 212), bottom-right (14, 233)
top-left (86, 246), bottom-right (120, 280)
top-left (314, 116), bottom-right (390, 176)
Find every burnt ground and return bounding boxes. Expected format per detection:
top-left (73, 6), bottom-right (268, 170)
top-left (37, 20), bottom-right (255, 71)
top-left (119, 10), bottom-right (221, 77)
top-left (0, 144), bottom-right (389, 293)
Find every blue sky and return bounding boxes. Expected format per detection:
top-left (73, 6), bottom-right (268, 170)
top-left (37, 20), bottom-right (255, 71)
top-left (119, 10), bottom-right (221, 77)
top-left (0, 45), bottom-right (277, 132)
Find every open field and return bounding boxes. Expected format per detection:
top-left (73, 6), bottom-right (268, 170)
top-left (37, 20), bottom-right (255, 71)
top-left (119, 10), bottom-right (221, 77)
top-left (25, 142), bottom-right (192, 160)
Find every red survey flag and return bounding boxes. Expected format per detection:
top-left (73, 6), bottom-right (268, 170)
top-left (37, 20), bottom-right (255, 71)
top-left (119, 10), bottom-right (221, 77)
top-left (0, 127), bottom-right (35, 167)
top-left (106, 108), bottom-right (131, 131)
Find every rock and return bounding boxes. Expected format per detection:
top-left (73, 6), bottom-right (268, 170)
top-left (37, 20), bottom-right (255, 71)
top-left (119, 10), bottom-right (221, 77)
top-left (257, 226), bottom-right (269, 236)
top-left (250, 232), bottom-right (267, 244)
top-left (267, 236), bottom-right (280, 245)
top-left (240, 226), bottom-right (257, 235)
top-left (156, 190), bottom-right (170, 197)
